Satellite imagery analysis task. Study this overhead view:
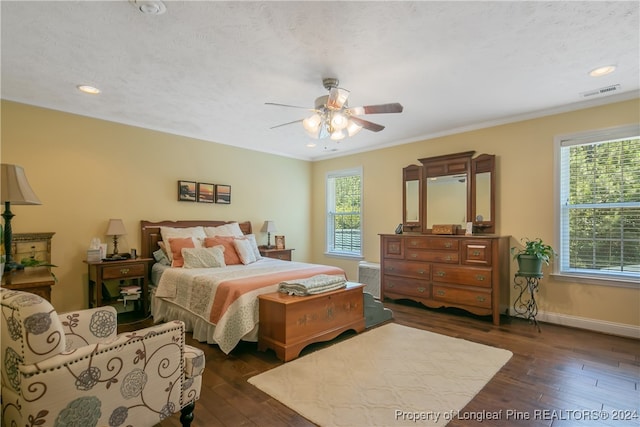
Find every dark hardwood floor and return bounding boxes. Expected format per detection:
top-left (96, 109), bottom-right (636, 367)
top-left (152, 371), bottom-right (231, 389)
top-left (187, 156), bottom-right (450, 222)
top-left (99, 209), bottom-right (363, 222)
top-left (154, 300), bottom-right (639, 427)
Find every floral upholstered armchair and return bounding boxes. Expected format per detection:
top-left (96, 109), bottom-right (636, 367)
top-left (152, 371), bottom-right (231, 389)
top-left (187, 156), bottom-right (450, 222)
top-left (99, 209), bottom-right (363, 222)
top-left (1, 288), bottom-right (204, 427)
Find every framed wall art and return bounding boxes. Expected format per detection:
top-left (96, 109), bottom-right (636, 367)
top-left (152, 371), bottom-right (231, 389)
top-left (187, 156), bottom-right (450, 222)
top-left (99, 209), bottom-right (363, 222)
top-left (275, 235), bottom-right (285, 250)
top-left (178, 180), bottom-right (196, 202)
top-left (215, 184), bottom-right (231, 204)
top-left (197, 182), bottom-right (215, 203)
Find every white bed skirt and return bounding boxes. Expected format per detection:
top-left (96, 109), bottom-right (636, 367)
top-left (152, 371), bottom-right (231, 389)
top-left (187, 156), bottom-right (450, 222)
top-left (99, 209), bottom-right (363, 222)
top-left (152, 296), bottom-right (259, 345)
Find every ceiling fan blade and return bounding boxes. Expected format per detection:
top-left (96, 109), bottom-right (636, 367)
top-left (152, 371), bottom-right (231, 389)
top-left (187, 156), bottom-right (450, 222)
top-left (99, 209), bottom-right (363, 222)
top-left (326, 87), bottom-right (350, 110)
top-left (350, 116), bottom-right (385, 132)
top-left (348, 102), bottom-right (403, 115)
top-left (270, 119), bottom-right (304, 129)
top-left (265, 102), bottom-right (316, 111)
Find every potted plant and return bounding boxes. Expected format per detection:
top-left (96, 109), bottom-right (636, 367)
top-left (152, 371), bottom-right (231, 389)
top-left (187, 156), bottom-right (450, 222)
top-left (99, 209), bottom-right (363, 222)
top-left (511, 237), bottom-right (556, 276)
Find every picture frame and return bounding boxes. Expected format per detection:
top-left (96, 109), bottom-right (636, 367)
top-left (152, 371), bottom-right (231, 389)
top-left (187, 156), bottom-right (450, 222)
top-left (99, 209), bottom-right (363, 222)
top-left (215, 184), bottom-right (231, 204)
top-left (275, 235), bottom-right (285, 250)
top-left (197, 182), bottom-right (215, 203)
top-left (178, 180), bottom-right (197, 202)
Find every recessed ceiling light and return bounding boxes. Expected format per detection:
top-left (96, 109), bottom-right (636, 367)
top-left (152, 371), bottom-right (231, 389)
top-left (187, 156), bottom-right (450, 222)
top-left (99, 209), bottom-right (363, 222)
top-left (306, 142), bottom-right (317, 148)
top-left (77, 85), bottom-right (101, 95)
top-left (589, 65), bottom-right (616, 77)
top-left (130, 1), bottom-right (167, 15)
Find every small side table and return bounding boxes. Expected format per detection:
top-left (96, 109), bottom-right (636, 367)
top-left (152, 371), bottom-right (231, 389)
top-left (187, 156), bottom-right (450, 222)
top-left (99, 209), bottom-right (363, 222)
top-left (1, 268), bottom-right (56, 302)
top-left (84, 258), bottom-right (152, 323)
top-left (259, 247), bottom-right (294, 261)
top-left (513, 273), bottom-right (542, 332)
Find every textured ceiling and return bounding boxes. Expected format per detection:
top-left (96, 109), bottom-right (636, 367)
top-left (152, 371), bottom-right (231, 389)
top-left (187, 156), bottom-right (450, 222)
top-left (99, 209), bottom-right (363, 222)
top-left (1, 1), bottom-right (638, 161)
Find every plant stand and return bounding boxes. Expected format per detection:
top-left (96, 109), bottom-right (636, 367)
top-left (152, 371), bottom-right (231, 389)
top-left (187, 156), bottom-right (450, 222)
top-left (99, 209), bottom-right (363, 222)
top-left (513, 273), bottom-right (542, 332)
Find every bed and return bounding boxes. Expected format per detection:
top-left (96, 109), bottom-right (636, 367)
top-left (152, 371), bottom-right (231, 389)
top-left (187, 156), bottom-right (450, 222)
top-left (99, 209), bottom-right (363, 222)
top-left (140, 220), bottom-right (348, 354)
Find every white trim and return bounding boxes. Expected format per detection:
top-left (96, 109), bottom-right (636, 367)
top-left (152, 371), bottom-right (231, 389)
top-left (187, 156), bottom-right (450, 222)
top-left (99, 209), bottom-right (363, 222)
top-left (506, 308), bottom-right (640, 339)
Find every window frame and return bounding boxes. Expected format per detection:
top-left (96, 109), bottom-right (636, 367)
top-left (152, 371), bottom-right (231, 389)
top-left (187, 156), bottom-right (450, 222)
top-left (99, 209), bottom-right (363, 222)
top-left (553, 123), bottom-right (640, 288)
top-left (325, 166), bottom-right (364, 259)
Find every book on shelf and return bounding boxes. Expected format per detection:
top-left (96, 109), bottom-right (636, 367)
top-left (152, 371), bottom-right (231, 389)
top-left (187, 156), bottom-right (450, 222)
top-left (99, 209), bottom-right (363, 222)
top-left (120, 285), bottom-right (141, 295)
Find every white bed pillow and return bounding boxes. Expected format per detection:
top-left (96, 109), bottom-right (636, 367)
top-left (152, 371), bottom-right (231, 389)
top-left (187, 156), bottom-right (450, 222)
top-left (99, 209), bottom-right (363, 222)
top-left (244, 234), bottom-right (262, 260)
top-left (203, 222), bottom-right (244, 238)
top-left (160, 226), bottom-right (206, 262)
top-left (233, 238), bottom-right (257, 265)
top-left (181, 245), bottom-right (226, 269)
top-left (153, 248), bottom-right (171, 266)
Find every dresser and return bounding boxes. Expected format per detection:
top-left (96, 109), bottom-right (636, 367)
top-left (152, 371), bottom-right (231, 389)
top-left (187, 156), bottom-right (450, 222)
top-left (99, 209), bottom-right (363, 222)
top-left (380, 234), bottom-right (509, 325)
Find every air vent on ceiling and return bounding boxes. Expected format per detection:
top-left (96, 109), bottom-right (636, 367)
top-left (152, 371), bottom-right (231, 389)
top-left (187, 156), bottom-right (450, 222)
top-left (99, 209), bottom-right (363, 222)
top-left (580, 84), bottom-right (621, 98)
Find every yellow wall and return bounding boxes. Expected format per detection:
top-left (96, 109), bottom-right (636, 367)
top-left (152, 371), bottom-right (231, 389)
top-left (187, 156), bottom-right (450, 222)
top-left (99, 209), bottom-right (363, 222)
top-left (1, 101), bottom-right (312, 313)
top-left (311, 99), bottom-right (640, 329)
top-left (2, 98), bottom-right (639, 331)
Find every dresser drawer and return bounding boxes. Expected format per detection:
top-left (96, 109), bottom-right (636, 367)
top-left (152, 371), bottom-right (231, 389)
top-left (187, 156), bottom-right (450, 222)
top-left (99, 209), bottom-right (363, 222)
top-left (382, 260), bottom-right (430, 279)
top-left (462, 240), bottom-right (492, 266)
top-left (406, 249), bottom-right (458, 263)
top-left (382, 237), bottom-right (404, 259)
top-left (405, 237), bottom-right (458, 250)
top-left (102, 263), bottom-right (146, 279)
top-left (431, 264), bottom-right (492, 288)
top-left (432, 285), bottom-right (491, 309)
top-left (384, 276), bottom-right (430, 298)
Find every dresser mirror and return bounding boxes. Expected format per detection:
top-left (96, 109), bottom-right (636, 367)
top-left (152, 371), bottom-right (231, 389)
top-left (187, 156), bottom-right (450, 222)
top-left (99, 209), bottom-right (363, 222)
top-left (403, 151), bottom-right (495, 234)
top-left (402, 164), bottom-right (423, 231)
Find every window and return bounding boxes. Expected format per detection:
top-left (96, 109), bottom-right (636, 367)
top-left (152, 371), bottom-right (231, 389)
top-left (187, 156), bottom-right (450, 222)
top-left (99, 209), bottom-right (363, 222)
top-left (556, 124), bottom-right (640, 285)
top-left (326, 167), bottom-right (362, 257)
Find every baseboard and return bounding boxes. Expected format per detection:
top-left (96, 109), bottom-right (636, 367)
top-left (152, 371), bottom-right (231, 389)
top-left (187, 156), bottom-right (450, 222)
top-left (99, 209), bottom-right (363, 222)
top-left (505, 307), bottom-right (639, 339)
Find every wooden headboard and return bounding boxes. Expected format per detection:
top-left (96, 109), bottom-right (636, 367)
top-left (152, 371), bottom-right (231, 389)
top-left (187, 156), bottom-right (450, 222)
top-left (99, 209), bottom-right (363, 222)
top-left (140, 220), bottom-right (253, 260)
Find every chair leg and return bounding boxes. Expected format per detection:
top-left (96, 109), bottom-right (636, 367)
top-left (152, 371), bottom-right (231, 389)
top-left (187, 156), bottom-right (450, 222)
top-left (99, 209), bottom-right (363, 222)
top-left (180, 402), bottom-right (195, 427)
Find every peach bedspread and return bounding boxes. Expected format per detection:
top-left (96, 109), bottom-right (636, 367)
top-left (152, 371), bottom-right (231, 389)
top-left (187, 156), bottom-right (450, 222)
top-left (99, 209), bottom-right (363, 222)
top-left (153, 258), bottom-right (346, 353)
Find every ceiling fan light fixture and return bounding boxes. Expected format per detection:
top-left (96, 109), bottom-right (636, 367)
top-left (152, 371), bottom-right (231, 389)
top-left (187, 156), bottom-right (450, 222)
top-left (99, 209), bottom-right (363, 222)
top-left (303, 114), bottom-right (322, 135)
top-left (330, 129), bottom-right (347, 141)
top-left (330, 112), bottom-right (348, 130)
top-left (346, 120), bottom-right (363, 136)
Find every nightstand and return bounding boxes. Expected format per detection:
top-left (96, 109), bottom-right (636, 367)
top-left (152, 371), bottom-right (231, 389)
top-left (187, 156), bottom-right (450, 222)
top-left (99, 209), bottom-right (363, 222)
top-left (84, 258), bottom-right (152, 323)
top-left (259, 247), bottom-right (294, 261)
top-left (1, 268), bottom-right (56, 302)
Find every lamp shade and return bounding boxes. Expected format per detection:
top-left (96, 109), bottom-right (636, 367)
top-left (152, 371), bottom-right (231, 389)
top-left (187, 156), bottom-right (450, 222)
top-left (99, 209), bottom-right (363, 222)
top-left (1, 164), bottom-right (42, 205)
top-left (105, 219), bottom-right (127, 236)
top-left (261, 220), bottom-right (277, 233)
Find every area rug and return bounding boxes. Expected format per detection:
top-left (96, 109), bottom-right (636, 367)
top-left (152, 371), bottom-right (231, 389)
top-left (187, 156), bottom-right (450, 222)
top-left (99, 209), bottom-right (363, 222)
top-left (248, 323), bottom-right (512, 427)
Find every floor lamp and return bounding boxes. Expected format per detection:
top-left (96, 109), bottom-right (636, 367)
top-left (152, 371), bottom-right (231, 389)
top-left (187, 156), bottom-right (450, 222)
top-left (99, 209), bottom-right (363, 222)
top-left (1, 164), bottom-right (42, 272)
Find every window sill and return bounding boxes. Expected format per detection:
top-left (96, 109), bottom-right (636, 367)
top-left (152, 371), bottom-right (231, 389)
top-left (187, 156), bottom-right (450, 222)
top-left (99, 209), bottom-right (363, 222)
top-left (324, 252), bottom-right (364, 261)
top-left (551, 272), bottom-right (639, 289)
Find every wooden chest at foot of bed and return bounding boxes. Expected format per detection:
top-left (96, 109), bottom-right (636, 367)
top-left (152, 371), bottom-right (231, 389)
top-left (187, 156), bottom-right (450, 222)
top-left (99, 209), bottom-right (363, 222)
top-left (258, 282), bottom-right (366, 361)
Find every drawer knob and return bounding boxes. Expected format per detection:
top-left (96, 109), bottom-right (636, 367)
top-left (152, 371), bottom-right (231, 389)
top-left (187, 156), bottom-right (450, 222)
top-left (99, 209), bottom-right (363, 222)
top-left (472, 250), bottom-right (481, 256)
top-left (445, 242), bottom-right (452, 248)
top-left (388, 283), bottom-right (395, 288)
top-left (445, 256), bottom-right (452, 261)
top-left (475, 275), bottom-right (485, 281)
top-left (120, 268), bottom-right (129, 275)
top-left (410, 253), bottom-right (417, 258)
top-left (417, 287), bottom-right (426, 293)
top-left (476, 296), bottom-right (486, 302)
top-left (410, 241), bottom-right (418, 246)
top-left (418, 270), bottom-right (425, 275)
top-left (436, 290), bottom-right (445, 296)
top-left (386, 266), bottom-right (395, 272)
top-left (436, 271), bottom-right (445, 277)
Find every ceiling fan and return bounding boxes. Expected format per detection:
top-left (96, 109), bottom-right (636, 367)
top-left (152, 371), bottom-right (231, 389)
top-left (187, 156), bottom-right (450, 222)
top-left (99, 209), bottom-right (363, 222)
top-left (266, 78), bottom-right (403, 141)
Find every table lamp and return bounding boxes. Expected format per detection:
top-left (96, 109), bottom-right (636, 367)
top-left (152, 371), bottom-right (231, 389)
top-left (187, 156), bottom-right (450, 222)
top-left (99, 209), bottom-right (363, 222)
top-left (261, 220), bottom-right (277, 249)
top-left (105, 219), bottom-right (127, 257)
top-left (1, 164), bottom-right (42, 272)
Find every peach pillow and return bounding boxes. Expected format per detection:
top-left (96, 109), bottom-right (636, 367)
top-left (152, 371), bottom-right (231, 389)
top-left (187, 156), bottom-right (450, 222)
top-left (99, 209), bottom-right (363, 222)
top-left (204, 236), bottom-right (241, 265)
top-left (168, 237), bottom-right (196, 267)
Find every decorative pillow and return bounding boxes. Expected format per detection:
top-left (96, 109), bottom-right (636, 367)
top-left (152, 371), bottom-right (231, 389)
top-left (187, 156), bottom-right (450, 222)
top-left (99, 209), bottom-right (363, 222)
top-left (168, 237), bottom-right (196, 267)
top-left (233, 238), bottom-right (257, 265)
top-left (244, 234), bottom-right (263, 260)
top-left (182, 245), bottom-right (226, 269)
top-left (153, 248), bottom-right (171, 266)
top-left (204, 236), bottom-right (242, 265)
top-left (203, 222), bottom-right (244, 238)
top-left (160, 226), bottom-right (206, 263)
